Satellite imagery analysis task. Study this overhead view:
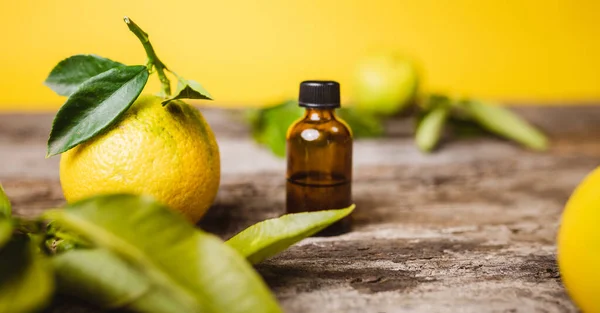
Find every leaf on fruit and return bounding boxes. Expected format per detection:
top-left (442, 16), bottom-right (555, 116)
top-left (47, 65), bottom-right (149, 157)
top-left (45, 55), bottom-right (124, 96)
top-left (162, 78), bottom-right (213, 105)
top-left (226, 205), bottom-right (355, 264)
top-left (44, 194), bottom-right (282, 313)
top-left (0, 235), bottom-right (54, 313)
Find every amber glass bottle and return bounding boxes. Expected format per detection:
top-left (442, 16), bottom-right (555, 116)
top-left (286, 81), bottom-right (353, 236)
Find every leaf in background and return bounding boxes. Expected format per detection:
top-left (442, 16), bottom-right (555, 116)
top-left (415, 103), bottom-right (450, 153)
top-left (459, 100), bottom-right (549, 151)
top-left (162, 78), bottom-right (213, 105)
top-left (0, 235), bottom-right (54, 313)
top-left (448, 118), bottom-right (488, 139)
top-left (53, 248), bottom-right (193, 313)
top-left (45, 194), bottom-right (282, 313)
top-left (337, 108), bottom-right (384, 138)
top-left (44, 54), bottom-right (124, 96)
top-left (47, 65), bottom-right (149, 157)
top-left (227, 205), bottom-right (355, 264)
top-left (251, 100), bottom-right (304, 157)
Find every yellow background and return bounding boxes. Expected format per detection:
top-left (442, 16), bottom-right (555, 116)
top-left (1, 0), bottom-right (599, 111)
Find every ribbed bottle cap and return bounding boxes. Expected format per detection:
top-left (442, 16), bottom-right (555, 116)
top-left (298, 80), bottom-right (341, 108)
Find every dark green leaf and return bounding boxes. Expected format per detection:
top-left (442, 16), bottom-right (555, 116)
top-left (45, 54), bottom-right (124, 96)
top-left (47, 65), bottom-right (149, 156)
top-left (227, 206), bottom-right (355, 264)
top-left (0, 235), bottom-right (54, 313)
top-left (448, 118), bottom-right (488, 138)
top-left (459, 100), bottom-right (548, 151)
top-left (162, 78), bottom-right (213, 105)
top-left (44, 194), bottom-right (282, 313)
top-left (337, 108), bottom-right (384, 138)
top-left (0, 219), bottom-right (11, 250)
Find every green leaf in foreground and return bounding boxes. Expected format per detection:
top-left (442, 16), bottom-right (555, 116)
top-left (162, 78), bottom-right (213, 105)
top-left (47, 65), bottom-right (149, 156)
top-left (0, 183), bottom-right (12, 248)
top-left (0, 235), bottom-right (54, 313)
top-left (459, 100), bottom-right (549, 151)
top-left (0, 183), bottom-right (10, 217)
top-left (227, 205), bottom-right (355, 264)
top-left (53, 248), bottom-right (193, 313)
top-left (44, 54), bottom-right (124, 96)
top-left (45, 194), bottom-right (282, 313)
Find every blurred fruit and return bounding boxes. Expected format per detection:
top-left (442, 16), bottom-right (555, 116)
top-left (59, 94), bottom-right (220, 223)
top-left (353, 53), bottom-right (419, 116)
top-left (558, 167), bottom-right (600, 312)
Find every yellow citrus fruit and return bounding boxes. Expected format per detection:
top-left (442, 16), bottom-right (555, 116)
top-left (60, 94), bottom-right (220, 223)
top-left (558, 166), bottom-right (600, 312)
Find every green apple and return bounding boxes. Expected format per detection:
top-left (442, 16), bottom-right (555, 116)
top-left (353, 53), bottom-right (419, 116)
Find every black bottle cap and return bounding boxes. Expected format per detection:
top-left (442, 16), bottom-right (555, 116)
top-left (298, 80), bottom-right (341, 108)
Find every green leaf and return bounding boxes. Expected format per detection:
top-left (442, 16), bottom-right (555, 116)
top-left (45, 222), bottom-right (91, 254)
top-left (44, 194), bottom-right (282, 313)
top-left (459, 100), bottom-right (549, 151)
top-left (415, 104), bottom-right (450, 153)
top-left (0, 183), bottom-right (10, 217)
top-left (0, 219), bottom-right (11, 250)
top-left (248, 100), bottom-right (304, 157)
top-left (45, 54), bottom-right (125, 96)
top-left (47, 65), bottom-right (149, 156)
top-left (0, 183), bottom-right (12, 249)
top-left (0, 235), bottom-right (54, 313)
top-left (337, 108), bottom-right (384, 138)
top-left (227, 205), bottom-right (355, 264)
top-left (448, 118), bottom-right (488, 138)
top-left (162, 78), bottom-right (213, 105)
top-left (53, 248), bottom-right (193, 313)
top-left (53, 249), bottom-right (149, 308)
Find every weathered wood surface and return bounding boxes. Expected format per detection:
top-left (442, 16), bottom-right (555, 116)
top-left (2, 106), bottom-right (600, 313)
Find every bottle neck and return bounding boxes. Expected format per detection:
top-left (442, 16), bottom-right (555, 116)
top-left (304, 108), bottom-right (336, 122)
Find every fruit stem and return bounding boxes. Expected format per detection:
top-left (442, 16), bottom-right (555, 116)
top-left (124, 16), bottom-right (171, 97)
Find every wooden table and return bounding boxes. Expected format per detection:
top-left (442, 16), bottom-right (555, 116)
top-left (1, 106), bottom-right (598, 313)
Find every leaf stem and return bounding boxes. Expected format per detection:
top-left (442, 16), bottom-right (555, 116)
top-left (124, 16), bottom-right (171, 97)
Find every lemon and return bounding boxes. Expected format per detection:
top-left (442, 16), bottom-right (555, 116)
top-left (558, 167), bottom-right (600, 312)
top-left (59, 94), bottom-right (220, 223)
